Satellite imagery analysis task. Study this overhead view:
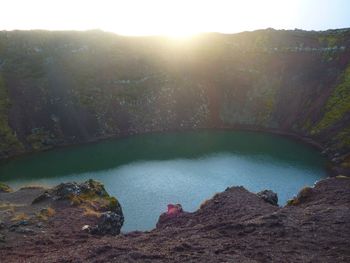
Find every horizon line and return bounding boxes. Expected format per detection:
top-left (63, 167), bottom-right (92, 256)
top-left (1, 27), bottom-right (350, 37)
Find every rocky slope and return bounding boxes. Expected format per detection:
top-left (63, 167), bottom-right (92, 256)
top-left (0, 28), bottom-right (349, 164)
top-left (0, 176), bottom-right (349, 262)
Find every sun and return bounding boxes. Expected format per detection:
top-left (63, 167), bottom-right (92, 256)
top-left (160, 26), bottom-right (199, 39)
top-left (0, 0), bottom-right (302, 37)
top-left (162, 30), bottom-right (196, 39)
top-left (102, 0), bottom-right (207, 38)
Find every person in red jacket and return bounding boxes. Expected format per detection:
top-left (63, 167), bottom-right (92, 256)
top-left (167, 204), bottom-right (183, 215)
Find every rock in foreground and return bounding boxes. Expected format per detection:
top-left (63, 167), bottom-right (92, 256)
top-left (1, 177), bottom-right (350, 262)
top-left (91, 211), bottom-right (124, 236)
top-left (0, 179), bottom-right (124, 243)
top-left (257, 189), bottom-right (278, 206)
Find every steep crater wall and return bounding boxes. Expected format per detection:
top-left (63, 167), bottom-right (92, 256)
top-left (0, 29), bottom-right (349, 161)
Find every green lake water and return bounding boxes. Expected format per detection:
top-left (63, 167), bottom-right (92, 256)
top-left (0, 130), bottom-right (327, 231)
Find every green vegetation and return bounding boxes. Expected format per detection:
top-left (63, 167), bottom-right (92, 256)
top-left (340, 154), bottom-right (350, 168)
top-left (312, 65), bottom-right (350, 134)
top-left (36, 207), bottom-right (55, 221)
top-left (104, 196), bottom-right (119, 211)
top-left (257, 82), bottom-right (278, 126)
top-left (333, 126), bottom-right (350, 149)
top-left (0, 74), bottom-right (23, 157)
top-left (286, 186), bottom-right (313, 206)
top-left (0, 182), bottom-right (12, 193)
top-left (318, 34), bottom-right (339, 47)
top-left (11, 212), bottom-right (29, 222)
top-left (317, 29), bottom-right (350, 48)
top-left (64, 180), bottom-right (121, 214)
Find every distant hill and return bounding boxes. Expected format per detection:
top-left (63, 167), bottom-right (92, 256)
top-left (0, 29), bottom-right (349, 159)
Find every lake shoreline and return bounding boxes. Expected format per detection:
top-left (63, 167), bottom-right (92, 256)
top-left (0, 126), bottom-right (326, 161)
top-left (0, 129), bottom-right (329, 231)
top-left (3, 125), bottom-right (348, 177)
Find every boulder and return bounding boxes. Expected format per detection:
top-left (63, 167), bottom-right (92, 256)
top-left (257, 190), bottom-right (278, 206)
top-left (32, 191), bottom-right (52, 204)
top-left (32, 179), bottom-right (109, 203)
top-left (54, 182), bottom-right (82, 199)
top-left (30, 180), bottom-right (124, 235)
top-left (53, 179), bottom-right (108, 199)
top-left (91, 211), bottom-right (124, 235)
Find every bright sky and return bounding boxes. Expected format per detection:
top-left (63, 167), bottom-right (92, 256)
top-left (1, 0), bottom-right (350, 36)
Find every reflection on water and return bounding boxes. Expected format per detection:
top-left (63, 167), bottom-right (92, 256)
top-left (0, 131), bottom-right (327, 231)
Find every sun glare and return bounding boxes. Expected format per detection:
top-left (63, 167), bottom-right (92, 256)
top-left (0, 0), bottom-right (303, 36)
top-left (102, 0), bottom-right (209, 38)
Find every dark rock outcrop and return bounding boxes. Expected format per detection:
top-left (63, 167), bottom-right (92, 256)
top-left (91, 211), bottom-right (124, 236)
top-left (30, 180), bottom-right (124, 235)
top-left (257, 189), bottom-right (278, 206)
top-left (54, 179), bottom-right (109, 198)
top-left (0, 181), bottom-right (125, 250)
top-left (32, 179), bottom-right (110, 203)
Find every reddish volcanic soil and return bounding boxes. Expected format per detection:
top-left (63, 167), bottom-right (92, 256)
top-left (1, 176), bottom-right (350, 262)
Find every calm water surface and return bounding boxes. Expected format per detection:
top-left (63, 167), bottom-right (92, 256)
top-left (0, 131), bottom-right (327, 231)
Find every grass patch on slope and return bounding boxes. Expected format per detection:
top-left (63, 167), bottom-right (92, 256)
top-left (312, 65), bottom-right (350, 133)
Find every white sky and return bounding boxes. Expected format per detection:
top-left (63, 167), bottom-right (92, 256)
top-left (1, 0), bottom-right (349, 36)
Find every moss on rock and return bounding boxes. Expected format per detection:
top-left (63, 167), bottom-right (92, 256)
top-left (287, 186), bottom-right (314, 206)
top-left (0, 182), bottom-right (12, 193)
